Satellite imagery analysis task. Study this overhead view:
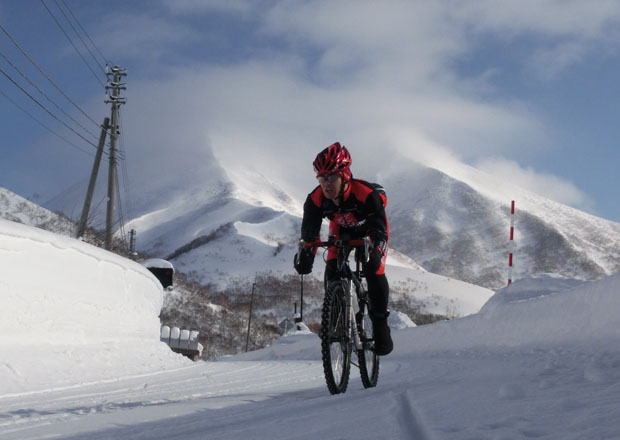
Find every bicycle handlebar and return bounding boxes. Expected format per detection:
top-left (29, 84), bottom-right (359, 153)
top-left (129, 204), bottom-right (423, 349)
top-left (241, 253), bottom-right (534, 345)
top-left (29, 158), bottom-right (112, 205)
top-left (296, 237), bottom-right (371, 266)
top-left (300, 238), bottom-right (368, 249)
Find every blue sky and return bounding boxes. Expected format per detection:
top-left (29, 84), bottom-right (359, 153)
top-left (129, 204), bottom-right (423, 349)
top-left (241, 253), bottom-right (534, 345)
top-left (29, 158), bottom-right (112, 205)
top-left (0, 0), bottom-right (619, 222)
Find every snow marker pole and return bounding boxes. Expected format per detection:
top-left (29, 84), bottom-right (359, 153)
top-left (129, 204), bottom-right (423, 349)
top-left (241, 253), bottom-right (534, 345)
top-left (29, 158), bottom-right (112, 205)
top-left (508, 200), bottom-right (515, 285)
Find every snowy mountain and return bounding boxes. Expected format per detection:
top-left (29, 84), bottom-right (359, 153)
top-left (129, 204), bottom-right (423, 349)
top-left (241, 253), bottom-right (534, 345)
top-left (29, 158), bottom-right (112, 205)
top-left (0, 186), bottom-right (74, 235)
top-left (43, 145), bottom-right (619, 316)
top-left (43, 148), bottom-right (493, 319)
top-left (127, 165), bottom-right (495, 319)
top-left (165, 157), bottom-right (620, 292)
top-left (384, 159), bottom-right (620, 289)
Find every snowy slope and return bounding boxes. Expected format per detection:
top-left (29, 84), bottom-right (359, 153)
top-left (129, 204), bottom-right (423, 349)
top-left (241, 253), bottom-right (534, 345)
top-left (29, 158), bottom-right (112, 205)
top-left (2, 269), bottom-right (620, 439)
top-left (383, 158), bottom-right (620, 288)
top-left (0, 186), bottom-right (74, 235)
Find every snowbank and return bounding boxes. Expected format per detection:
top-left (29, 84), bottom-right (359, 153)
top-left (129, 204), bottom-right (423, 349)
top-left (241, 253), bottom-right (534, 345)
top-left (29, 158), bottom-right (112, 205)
top-left (394, 273), bottom-right (620, 353)
top-left (390, 310), bottom-right (417, 330)
top-left (0, 219), bottom-right (188, 395)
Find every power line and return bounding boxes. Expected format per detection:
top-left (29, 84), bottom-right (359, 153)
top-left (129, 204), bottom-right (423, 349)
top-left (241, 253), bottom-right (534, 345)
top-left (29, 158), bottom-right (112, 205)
top-left (0, 22), bottom-right (101, 128)
top-left (84, 193), bottom-right (108, 232)
top-left (54, 0), bottom-right (105, 73)
top-left (115, 166), bottom-right (127, 246)
top-left (0, 65), bottom-right (101, 151)
top-left (53, 0), bottom-right (106, 77)
top-left (59, 0), bottom-right (109, 67)
top-left (0, 88), bottom-right (94, 156)
top-left (40, 0), bottom-right (106, 88)
top-left (49, 1), bottom-right (117, 151)
top-left (118, 108), bottom-right (134, 218)
top-left (0, 50), bottom-right (100, 142)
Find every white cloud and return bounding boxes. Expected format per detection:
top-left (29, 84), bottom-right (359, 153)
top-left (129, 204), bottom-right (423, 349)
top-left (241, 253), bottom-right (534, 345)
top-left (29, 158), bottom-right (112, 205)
top-left (475, 157), bottom-right (594, 210)
top-left (27, 0), bottom-right (618, 213)
top-left (448, 0), bottom-right (620, 80)
top-left (260, 1), bottom-right (464, 85)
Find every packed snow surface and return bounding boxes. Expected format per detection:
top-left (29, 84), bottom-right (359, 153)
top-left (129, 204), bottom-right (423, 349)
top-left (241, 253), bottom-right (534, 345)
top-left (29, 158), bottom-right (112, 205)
top-left (2, 219), bottom-right (620, 439)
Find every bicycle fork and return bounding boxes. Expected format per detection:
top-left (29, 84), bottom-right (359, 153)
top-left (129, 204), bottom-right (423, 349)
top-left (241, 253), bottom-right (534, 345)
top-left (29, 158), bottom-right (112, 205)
top-left (345, 280), bottom-right (363, 351)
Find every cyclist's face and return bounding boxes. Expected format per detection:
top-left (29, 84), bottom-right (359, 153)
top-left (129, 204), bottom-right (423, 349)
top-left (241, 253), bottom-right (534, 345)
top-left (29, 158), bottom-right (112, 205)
top-left (318, 173), bottom-right (342, 201)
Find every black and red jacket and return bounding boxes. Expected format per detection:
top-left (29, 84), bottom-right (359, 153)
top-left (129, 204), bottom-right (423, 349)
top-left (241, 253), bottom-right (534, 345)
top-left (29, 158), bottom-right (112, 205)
top-left (301, 179), bottom-right (389, 245)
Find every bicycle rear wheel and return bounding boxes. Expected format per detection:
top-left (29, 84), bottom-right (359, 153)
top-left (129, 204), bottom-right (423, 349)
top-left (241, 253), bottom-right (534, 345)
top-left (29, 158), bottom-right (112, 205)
top-left (357, 304), bottom-right (379, 388)
top-left (320, 282), bottom-right (351, 395)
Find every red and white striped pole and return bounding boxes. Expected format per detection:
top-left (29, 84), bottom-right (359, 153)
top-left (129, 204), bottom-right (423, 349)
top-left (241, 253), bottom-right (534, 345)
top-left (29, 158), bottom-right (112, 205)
top-left (508, 200), bottom-right (515, 285)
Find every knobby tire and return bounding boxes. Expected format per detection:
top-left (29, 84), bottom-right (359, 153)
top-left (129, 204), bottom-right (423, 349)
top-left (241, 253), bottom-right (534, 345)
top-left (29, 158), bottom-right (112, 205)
top-left (357, 303), bottom-right (379, 388)
top-left (320, 282), bottom-right (351, 395)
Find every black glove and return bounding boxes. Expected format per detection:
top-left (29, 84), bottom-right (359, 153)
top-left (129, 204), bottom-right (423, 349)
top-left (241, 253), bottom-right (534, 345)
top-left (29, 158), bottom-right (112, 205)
top-left (366, 240), bottom-right (387, 274)
top-left (294, 248), bottom-right (314, 275)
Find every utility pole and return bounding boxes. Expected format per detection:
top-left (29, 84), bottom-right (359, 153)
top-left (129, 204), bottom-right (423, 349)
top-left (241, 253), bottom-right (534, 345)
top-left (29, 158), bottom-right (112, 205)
top-left (129, 229), bottom-right (137, 258)
top-left (104, 65), bottom-right (127, 250)
top-left (76, 117), bottom-right (109, 239)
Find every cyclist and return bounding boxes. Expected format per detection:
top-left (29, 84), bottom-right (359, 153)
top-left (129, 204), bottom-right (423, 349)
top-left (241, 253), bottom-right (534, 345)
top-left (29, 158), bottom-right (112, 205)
top-left (294, 142), bottom-right (393, 355)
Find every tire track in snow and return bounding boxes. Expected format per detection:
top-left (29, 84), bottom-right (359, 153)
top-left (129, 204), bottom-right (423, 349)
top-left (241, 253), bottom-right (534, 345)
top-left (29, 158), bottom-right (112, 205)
top-left (397, 389), bottom-right (433, 440)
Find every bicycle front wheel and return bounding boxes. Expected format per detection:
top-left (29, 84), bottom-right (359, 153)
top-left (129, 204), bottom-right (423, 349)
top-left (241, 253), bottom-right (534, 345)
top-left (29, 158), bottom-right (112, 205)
top-left (320, 282), bottom-right (351, 395)
top-left (357, 305), bottom-right (379, 388)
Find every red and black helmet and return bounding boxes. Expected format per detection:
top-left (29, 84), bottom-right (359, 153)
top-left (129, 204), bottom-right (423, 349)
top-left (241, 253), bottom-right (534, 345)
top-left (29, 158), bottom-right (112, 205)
top-left (313, 142), bottom-right (352, 181)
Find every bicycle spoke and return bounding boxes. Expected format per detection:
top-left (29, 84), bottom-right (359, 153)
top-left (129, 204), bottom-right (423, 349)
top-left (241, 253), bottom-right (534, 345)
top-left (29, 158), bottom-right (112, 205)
top-left (320, 283), bottom-right (351, 394)
top-left (357, 304), bottom-right (379, 388)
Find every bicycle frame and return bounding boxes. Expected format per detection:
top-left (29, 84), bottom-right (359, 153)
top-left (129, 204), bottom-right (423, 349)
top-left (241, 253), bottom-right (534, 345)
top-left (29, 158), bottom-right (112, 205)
top-left (300, 237), bottom-right (371, 352)
top-left (300, 236), bottom-right (379, 393)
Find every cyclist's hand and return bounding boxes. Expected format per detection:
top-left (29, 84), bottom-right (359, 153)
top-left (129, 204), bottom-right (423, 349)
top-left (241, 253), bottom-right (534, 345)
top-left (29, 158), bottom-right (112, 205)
top-left (294, 248), bottom-right (314, 275)
top-left (367, 240), bottom-right (387, 273)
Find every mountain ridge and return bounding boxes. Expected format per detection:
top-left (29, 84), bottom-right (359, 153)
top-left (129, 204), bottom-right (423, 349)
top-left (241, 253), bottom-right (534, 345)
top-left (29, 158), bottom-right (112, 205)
top-left (384, 160), bottom-right (620, 288)
top-left (34, 146), bottom-right (620, 294)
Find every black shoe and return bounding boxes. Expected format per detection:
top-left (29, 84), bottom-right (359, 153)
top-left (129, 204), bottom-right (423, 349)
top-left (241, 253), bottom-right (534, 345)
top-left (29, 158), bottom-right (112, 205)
top-left (372, 318), bottom-right (393, 356)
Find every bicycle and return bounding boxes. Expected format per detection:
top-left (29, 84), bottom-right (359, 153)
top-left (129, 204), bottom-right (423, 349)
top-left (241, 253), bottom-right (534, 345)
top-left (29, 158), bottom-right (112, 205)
top-left (298, 237), bottom-right (380, 395)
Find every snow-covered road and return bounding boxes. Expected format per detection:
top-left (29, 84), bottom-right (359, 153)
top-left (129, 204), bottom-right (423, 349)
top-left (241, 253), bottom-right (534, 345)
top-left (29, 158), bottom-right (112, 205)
top-left (3, 331), bottom-right (620, 440)
top-left (0, 359), bottom-right (325, 440)
top-left (0, 351), bottom-right (465, 440)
